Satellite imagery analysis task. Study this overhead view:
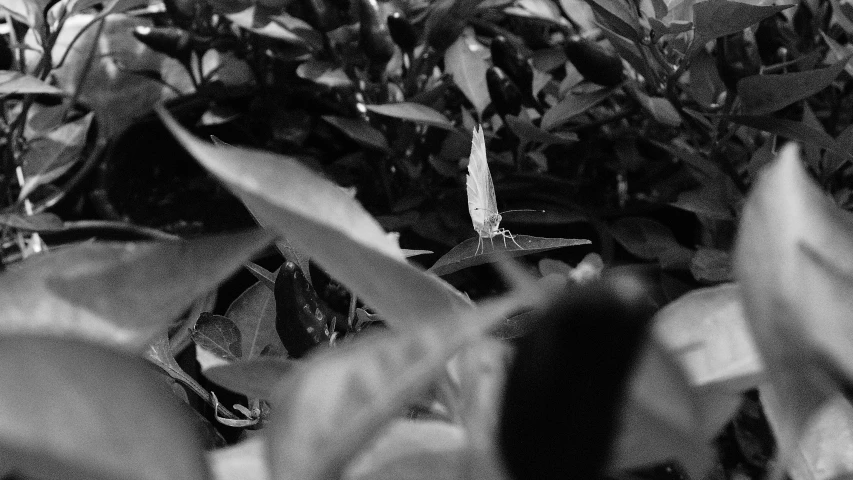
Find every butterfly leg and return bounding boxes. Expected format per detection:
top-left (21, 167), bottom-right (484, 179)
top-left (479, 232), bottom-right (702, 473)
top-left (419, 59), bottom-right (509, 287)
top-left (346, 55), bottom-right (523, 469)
top-left (501, 229), bottom-right (524, 250)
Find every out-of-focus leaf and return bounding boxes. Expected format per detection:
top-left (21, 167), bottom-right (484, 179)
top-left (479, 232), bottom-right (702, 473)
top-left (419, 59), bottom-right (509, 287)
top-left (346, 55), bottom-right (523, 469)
top-left (201, 50), bottom-right (256, 87)
top-left (671, 184), bottom-right (734, 220)
top-left (734, 144), bottom-right (853, 478)
top-left (0, 230), bottom-right (272, 352)
top-left (737, 58), bottom-right (849, 116)
top-left (609, 339), bottom-right (740, 479)
top-left (0, 0), bottom-right (44, 28)
top-left (761, 390), bottom-right (853, 480)
top-left (0, 71), bottom-right (65, 95)
top-left (540, 87), bottom-right (615, 130)
top-left (823, 123), bottom-right (853, 177)
top-left (322, 116), bottom-right (389, 152)
top-left (205, 358), bottom-right (294, 400)
top-left (506, 0), bottom-right (563, 23)
top-left (19, 112), bottom-right (94, 199)
top-left (505, 115), bottom-right (578, 144)
top-left (226, 281), bottom-right (285, 359)
top-left (209, 437), bottom-right (269, 480)
top-left (609, 217), bottom-right (692, 267)
top-left (159, 108), bottom-right (473, 330)
top-left (633, 90), bottom-right (681, 126)
top-left (445, 28), bottom-right (491, 116)
top-left (296, 61), bottom-right (353, 88)
top-left (429, 235), bottom-right (590, 276)
top-left (34, 14), bottom-right (194, 139)
top-left (653, 283), bottom-right (763, 391)
top-left (690, 248), bottom-right (733, 283)
top-left (365, 103), bottom-right (454, 130)
top-left (687, 48), bottom-right (725, 107)
top-left (267, 277), bottom-right (535, 480)
top-left (191, 314), bottom-right (242, 362)
top-left (342, 420), bottom-right (473, 480)
top-left (226, 7), bottom-right (320, 47)
top-left (691, 0), bottom-right (792, 53)
top-left (0, 212), bottom-right (63, 232)
top-left (0, 336), bottom-right (209, 480)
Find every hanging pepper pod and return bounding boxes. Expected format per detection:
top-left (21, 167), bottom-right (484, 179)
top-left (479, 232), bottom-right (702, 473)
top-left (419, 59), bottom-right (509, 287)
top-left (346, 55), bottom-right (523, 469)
top-left (387, 12), bottom-right (418, 53)
top-left (755, 13), bottom-right (799, 66)
top-left (490, 36), bottom-right (533, 100)
top-left (715, 32), bottom-right (760, 93)
top-left (274, 261), bottom-right (336, 358)
top-left (162, 0), bottom-right (195, 28)
top-left (133, 26), bottom-right (209, 61)
top-left (359, 0), bottom-right (396, 78)
top-left (563, 35), bottom-right (624, 87)
top-left (486, 66), bottom-right (523, 118)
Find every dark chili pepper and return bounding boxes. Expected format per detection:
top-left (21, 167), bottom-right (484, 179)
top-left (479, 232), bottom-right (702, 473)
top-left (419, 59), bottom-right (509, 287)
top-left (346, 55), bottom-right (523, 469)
top-left (359, 0), bottom-right (395, 77)
top-left (490, 35), bottom-right (533, 100)
top-left (0, 34), bottom-right (12, 71)
top-left (500, 271), bottom-right (655, 480)
top-left (755, 13), bottom-right (799, 66)
top-left (387, 12), bottom-right (418, 53)
top-left (132, 26), bottom-right (209, 60)
top-left (715, 32), bottom-right (760, 93)
top-left (162, 0), bottom-right (195, 28)
top-left (563, 34), bottom-right (624, 87)
top-left (486, 66), bottom-right (523, 118)
top-left (275, 261), bottom-right (337, 358)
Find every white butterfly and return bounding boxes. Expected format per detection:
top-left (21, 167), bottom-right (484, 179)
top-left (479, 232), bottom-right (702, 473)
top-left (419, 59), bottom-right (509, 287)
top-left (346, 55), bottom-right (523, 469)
top-left (466, 125), bottom-right (522, 255)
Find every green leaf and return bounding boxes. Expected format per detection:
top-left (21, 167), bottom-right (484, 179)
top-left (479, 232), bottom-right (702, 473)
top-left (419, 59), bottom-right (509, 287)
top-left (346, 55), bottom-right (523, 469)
top-left (191, 313), bottom-right (242, 361)
top-left (429, 235), bottom-right (590, 276)
top-left (610, 339), bottom-right (740, 479)
top-left (540, 87), bottom-right (615, 130)
top-left (226, 281), bottom-right (285, 359)
top-left (823, 122), bottom-right (853, 177)
top-left (690, 248), bottom-right (733, 284)
top-left (504, 115), bottom-right (578, 144)
top-left (0, 71), bottom-right (65, 95)
top-left (729, 115), bottom-right (846, 156)
top-left (343, 420), bottom-right (476, 480)
top-left (209, 438), bottom-right (268, 480)
top-left (737, 57), bottom-right (849, 115)
top-left (0, 212), bottom-right (64, 232)
top-left (0, 230), bottom-right (272, 352)
top-left (0, 336), bottom-right (209, 480)
top-left (244, 262), bottom-right (276, 291)
top-left (322, 116), bottom-right (389, 152)
top-left (609, 217), bottom-right (693, 268)
top-left (158, 108), bottom-right (472, 329)
top-left (226, 6), bottom-right (320, 47)
top-left (653, 283), bottom-right (762, 391)
top-left (734, 144), bottom-right (853, 478)
top-left (444, 29), bottom-right (491, 116)
top-left (296, 61), bottom-right (353, 88)
top-left (267, 282), bottom-right (534, 480)
top-left (691, 0), bottom-right (792, 53)
top-left (585, 0), bottom-right (641, 41)
top-left (365, 103), bottom-right (454, 130)
top-left (19, 112), bottom-right (94, 200)
top-left (205, 358), bottom-right (294, 400)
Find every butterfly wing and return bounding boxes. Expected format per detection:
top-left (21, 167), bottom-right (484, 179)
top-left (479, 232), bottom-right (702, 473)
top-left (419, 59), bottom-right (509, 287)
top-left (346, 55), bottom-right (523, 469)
top-left (466, 126), bottom-right (500, 238)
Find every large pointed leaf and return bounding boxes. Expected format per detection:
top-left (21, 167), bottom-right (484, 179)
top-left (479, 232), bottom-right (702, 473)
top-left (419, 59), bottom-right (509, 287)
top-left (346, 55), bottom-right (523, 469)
top-left (209, 437), bottom-right (269, 480)
top-left (365, 103), bottom-right (454, 130)
top-left (737, 58), bottom-right (849, 116)
top-left (540, 87), bottom-right (615, 130)
top-left (342, 420), bottom-right (473, 480)
top-left (444, 29), bottom-right (491, 116)
top-left (226, 281), bottom-right (284, 359)
top-left (429, 235), bottom-right (590, 276)
top-left (322, 116), bottom-right (389, 152)
top-left (729, 115), bottom-right (847, 159)
top-left (205, 357), bottom-right (294, 400)
top-left (691, 0), bottom-right (792, 53)
top-left (504, 115), bottom-right (578, 144)
top-left (734, 144), bottom-right (853, 477)
top-left (158, 108), bottom-right (472, 329)
top-left (653, 283), bottom-right (764, 392)
top-left (0, 71), bottom-right (65, 95)
top-left (266, 268), bottom-right (537, 480)
top-left (0, 336), bottom-right (209, 480)
top-left (0, 230), bottom-right (272, 352)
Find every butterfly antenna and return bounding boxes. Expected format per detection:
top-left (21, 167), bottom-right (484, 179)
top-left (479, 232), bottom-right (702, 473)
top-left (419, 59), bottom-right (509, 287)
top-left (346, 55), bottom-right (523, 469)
top-left (498, 209), bottom-right (547, 215)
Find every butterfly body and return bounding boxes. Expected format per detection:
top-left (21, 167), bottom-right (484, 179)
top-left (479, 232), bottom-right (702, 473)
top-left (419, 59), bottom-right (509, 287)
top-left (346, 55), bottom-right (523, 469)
top-left (466, 126), bottom-right (522, 255)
